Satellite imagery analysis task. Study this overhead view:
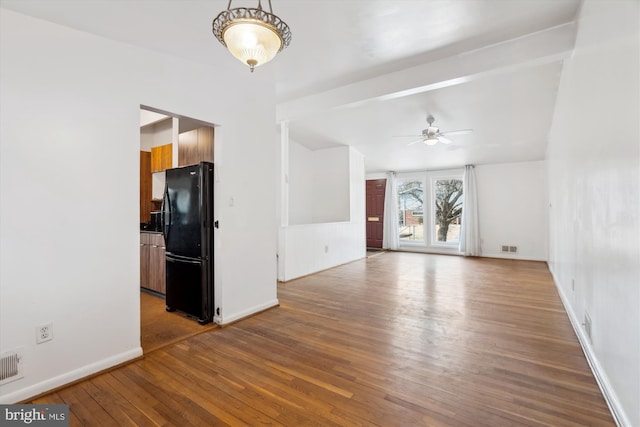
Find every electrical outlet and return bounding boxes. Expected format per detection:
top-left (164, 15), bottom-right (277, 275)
top-left (36, 323), bottom-right (53, 344)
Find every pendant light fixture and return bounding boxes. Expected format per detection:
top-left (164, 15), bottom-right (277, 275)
top-left (212, 0), bottom-right (292, 72)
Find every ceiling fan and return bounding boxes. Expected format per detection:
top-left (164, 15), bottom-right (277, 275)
top-left (398, 115), bottom-right (473, 146)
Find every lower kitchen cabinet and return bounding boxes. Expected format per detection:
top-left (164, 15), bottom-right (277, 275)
top-left (140, 232), bottom-right (166, 294)
top-left (140, 233), bottom-right (151, 288)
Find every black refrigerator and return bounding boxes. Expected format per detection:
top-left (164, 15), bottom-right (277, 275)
top-left (162, 162), bottom-right (214, 324)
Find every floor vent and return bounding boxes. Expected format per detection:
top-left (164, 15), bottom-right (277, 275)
top-left (0, 349), bottom-right (24, 385)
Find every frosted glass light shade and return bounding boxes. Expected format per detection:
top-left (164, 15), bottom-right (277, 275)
top-left (212, 3), bottom-right (291, 73)
top-left (425, 138), bottom-right (439, 146)
top-left (223, 21), bottom-right (283, 71)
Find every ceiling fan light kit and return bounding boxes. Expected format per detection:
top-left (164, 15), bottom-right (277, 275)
top-left (212, 0), bottom-right (291, 72)
top-left (400, 114), bottom-right (473, 146)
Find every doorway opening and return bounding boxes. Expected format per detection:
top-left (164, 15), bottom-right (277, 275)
top-left (139, 105), bottom-right (218, 353)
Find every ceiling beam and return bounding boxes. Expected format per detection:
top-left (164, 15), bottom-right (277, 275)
top-left (277, 22), bottom-right (577, 122)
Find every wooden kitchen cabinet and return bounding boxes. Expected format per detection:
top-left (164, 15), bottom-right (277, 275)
top-left (140, 151), bottom-right (152, 222)
top-left (148, 233), bottom-right (166, 294)
top-left (178, 127), bottom-right (214, 166)
top-left (140, 232), bottom-right (166, 294)
top-left (151, 143), bottom-right (173, 173)
top-left (140, 232), bottom-right (151, 289)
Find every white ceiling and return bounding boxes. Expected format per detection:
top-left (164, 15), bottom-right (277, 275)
top-left (1, 0), bottom-right (581, 172)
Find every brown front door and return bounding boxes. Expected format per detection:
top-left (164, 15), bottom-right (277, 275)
top-left (366, 179), bottom-right (386, 248)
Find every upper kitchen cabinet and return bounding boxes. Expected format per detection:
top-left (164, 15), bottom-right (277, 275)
top-left (140, 107), bottom-right (216, 169)
top-left (179, 127), bottom-right (214, 166)
top-left (141, 116), bottom-right (175, 170)
top-left (151, 143), bottom-right (173, 173)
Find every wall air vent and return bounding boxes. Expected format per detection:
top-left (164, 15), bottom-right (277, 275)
top-left (0, 349), bottom-right (24, 385)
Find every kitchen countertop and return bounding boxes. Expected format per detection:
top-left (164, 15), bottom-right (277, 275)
top-left (140, 223), bottom-right (162, 233)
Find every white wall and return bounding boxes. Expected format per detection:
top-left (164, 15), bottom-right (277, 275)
top-left (139, 110), bottom-right (169, 128)
top-left (140, 118), bottom-right (172, 152)
top-left (476, 161), bottom-right (548, 260)
top-left (140, 128), bottom-right (154, 152)
top-left (0, 8), bottom-right (277, 402)
top-left (151, 172), bottom-right (165, 201)
top-left (365, 172), bottom-right (387, 181)
top-left (546, 1), bottom-right (639, 425)
top-left (288, 139), bottom-right (314, 225)
top-left (312, 147), bottom-right (350, 223)
top-left (349, 148), bottom-right (366, 223)
top-left (279, 222), bottom-right (365, 281)
top-left (279, 147), bottom-right (365, 281)
top-left (367, 163), bottom-right (547, 260)
top-left (288, 143), bottom-right (351, 225)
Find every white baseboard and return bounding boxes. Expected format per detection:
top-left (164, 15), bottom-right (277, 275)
top-left (481, 251), bottom-right (547, 261)
top-left (218, 299), bottom-right (279, 325)
top-left (393, 248), bottom-right (547, 262)
top-left (0, 347), bottom-right (142, 404)
top-left (550, 267), bottom-right (631, 427)
top-left (281, 255), bottom-right (366, 282)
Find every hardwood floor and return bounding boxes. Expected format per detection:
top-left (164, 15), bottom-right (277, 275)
top-left (32, 253), bottom-right (614, 426)
top-left (140, 291), bottom-right (216, 353)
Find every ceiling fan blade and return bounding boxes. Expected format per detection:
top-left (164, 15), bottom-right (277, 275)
top-left (393, 135), bottom-right (422, 138)
top-left (407, 138), bottom-right (424, 146)
top-left (440, 129), bottom-right (473, 137)
top-left (438, 136), bottom-right (453, 144)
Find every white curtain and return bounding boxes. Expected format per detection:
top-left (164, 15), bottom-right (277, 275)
top-left (459, 165), bottom-right (480, 256)
top-left (382, 172), bottom-right (400, 250)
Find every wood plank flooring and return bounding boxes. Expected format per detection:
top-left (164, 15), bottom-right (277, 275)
top-left (31, 252), bottom-right (614, 426)
top-left (140, 291), bottom-right (217, 353)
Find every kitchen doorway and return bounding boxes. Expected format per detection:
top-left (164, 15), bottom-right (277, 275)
top-left (139, 106), bottom-right (218, 353)
top-left (140, 291), bottom-right (216, 352)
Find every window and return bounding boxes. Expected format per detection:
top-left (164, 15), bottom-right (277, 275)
top-left (396, 179), bottom-right (423, 242)
top-left (395, 171), bottom-right (464, 249)
top-left (432, 178), bottom-right (463, 245)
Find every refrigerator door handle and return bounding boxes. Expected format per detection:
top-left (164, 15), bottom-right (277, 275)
top-left (162, 190), bottom-right (171, 242)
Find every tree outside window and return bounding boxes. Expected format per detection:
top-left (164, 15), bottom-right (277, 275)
top-left (434, 179), bottom-right (463, 243)
top-left (396, 175), bottom-right (463, 245)
top-left (397, 180), bottom-right (423, 241)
